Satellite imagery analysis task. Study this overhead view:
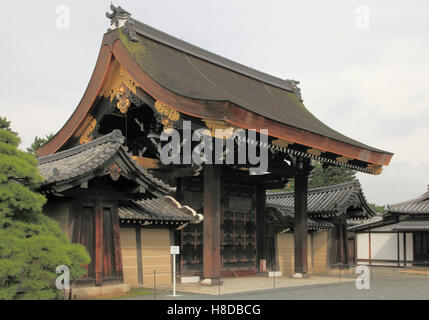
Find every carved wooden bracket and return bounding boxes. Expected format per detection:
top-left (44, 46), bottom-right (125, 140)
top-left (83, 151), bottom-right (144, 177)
top-left (154, 100), bottom-right (180, 129)
top-left (102, 63), bottom-right (137, 114)
top-left (79, 119), bottom-right (97, 144)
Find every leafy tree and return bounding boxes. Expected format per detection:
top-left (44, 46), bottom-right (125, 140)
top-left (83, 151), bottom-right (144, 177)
top-left (26, 133), bottom-right (54, 155)
top-left (0, 117), bottom-right (90, 300)
top-left (308, 162), bottom-right (356, 188)
top-left (369, 203), bottom-right (385, 214)
top-left (268, 162), bottom-right (356, 193)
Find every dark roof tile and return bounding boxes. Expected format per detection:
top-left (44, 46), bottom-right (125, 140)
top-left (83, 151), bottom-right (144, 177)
top-left (267, 180), bottom-right (375, 218)
top-left (118, 196), bottom-right (203, 224)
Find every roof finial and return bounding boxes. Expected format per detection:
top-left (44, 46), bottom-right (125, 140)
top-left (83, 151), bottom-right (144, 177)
top-left (106, 4), bottom-right (131, 30)
top-left (285, 79), bottom-right (303, 102)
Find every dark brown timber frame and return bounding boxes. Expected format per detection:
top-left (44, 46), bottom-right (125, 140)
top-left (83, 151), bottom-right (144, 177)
top-left (203, 165), bottom-right (222, 282)
top-left (294, 171), bottom-right (309, 274)
top-left (256, 184), bottom-right (267, 271)
top-left (70, 196), bottom-right (123, 286)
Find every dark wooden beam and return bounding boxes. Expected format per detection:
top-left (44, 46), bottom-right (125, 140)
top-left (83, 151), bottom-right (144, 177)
top-left (203, 164), bottom-right (222, 282)
top-left (222, 168), bottom-right (285, 184)
top-left (268, 160), bottom-right (298, 177)
top-left (171, 167), bottom-right (201, 178)
top-left (293, 171), bottom-right (308, 274)
top-left (256, 184), bottom-right (266, 271)
top-left (263, 181), bottom-right (287, 190)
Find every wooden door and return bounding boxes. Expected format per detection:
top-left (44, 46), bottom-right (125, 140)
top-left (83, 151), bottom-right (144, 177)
top-left (221, 182), bottom-right (256, 276)
top-left (72, 199), bottom-right (121, 284)
top-left (413, 232), bottom-right (429, 265)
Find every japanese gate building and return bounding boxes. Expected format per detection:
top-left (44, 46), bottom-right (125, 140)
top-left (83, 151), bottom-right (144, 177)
top-left (36, 5), bottom-right (393, 290)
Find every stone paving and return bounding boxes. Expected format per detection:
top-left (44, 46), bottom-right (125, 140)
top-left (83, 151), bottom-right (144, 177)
top-left (154, 274), bottom-right (355, 295)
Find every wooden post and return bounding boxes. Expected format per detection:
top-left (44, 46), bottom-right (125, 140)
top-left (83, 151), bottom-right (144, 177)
top-left (294, 172), bottom-right (308, 275)
top-left (203, 165), bottom-right (222, 283)
top-left (343, 222), bottom-right (349, 267)
top-left (338, 217), bottom-right (348, 268)
top-left (94, 200), bottom-right (104, 286)
top-left (256, 184), bottom-right (266, 271)
top-left (403, 232), bottom-right (407, 267)
top-left (135, 227), bottom-right (143, 285)
top-left (112, 203), bottom-right (123, 281)
top-left (397, 232), bottom-right (400, 267)
top-left (368, 231), bottom-right (372, 266)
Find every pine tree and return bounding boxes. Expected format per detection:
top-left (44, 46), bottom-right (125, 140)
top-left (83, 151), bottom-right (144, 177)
top-left (308, 162), bottom-right (356, 188)
top-left (0, 117), bottom-right (90, 300)
top-left (268, 162), bottom-right (356, 193)
top-left (26, 133), bottom-right (54, 155)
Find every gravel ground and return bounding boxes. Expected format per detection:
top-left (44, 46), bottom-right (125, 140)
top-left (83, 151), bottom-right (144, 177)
top-left (123, 271), bottom-right (429, 300)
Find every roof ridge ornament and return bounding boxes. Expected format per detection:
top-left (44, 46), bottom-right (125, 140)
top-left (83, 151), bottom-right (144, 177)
top-left (285, 79), bottom-right (303, 102)
top-left (106, 4), bottom-right (132, 30)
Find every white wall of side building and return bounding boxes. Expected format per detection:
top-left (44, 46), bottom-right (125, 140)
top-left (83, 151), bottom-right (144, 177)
top-left (356, 229), bottom-right (413, 266)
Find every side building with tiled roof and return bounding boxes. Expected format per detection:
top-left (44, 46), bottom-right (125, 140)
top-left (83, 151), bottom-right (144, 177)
top-left (38, 130), bottom-right (202, 297)
top-left (266, 180), bottom-right (376, 275)
top-left (350, 188), bottom-right (429, 267)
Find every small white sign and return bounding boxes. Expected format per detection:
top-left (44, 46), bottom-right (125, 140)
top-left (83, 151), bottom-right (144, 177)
top-left (170, 246), bottom-right (180, 255)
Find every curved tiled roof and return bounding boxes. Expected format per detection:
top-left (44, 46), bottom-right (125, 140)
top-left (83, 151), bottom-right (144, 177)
top-left (386, 191), bottom-right (429, 215)
top-left (120, 22), bottom-right (389, 156)
top-left (118, 196), bottom-right (203, 224)
top-left (36, 6), bottom-right (393, 172)
top-left (266, 205), bottom-right (334, 231)
top-left (267, 180), bottom-right (375, 218)
top-left (37, 130), bottom-right (173, 196)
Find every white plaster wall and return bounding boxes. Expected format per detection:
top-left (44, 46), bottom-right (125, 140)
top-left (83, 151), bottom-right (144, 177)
top-left (357, 233), bottom-right (369, 260)
top-left (370, 233), bottom-right (398, 260)
top-left (357, 231), bottom-right (415, 265)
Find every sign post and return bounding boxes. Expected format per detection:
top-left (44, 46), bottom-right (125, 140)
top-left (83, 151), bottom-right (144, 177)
top-left (170, 245), bottom-right (180, 296)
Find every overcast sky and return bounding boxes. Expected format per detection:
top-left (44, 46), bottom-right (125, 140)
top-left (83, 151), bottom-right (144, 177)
top-left (1, 1), bottom-right (428, 205)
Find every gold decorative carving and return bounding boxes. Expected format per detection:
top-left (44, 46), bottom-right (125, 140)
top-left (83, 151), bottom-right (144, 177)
top-left (202, 119), bottom-right (237, 139)
top-left (367, 164), bottom-right (383, 175)
top-left (336, 156), bottom-right (352, 164)
top-left (154, 100), bottom-right (180, 128)
top-left (272, 138), bottom-right (292, 148)
top-left (102, 62), bottom-right (137, 114)
top-left (79, 119), bottom-right (97, 144)
top-left (307, 148), bottom-right (322, 156)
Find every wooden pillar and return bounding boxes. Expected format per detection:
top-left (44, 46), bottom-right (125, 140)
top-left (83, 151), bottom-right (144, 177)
top-left (94, 200), bottom-right (104, 286)
top-left (338, 217), bottom-right (348, 268)
top-left (256, 184), bottom-right (266, 271)
top-left (368, 231), bottom-right (372, 266)
top-left (294, 172), bottom-right (308, 274)
top-left (135, 227), bottom-right (143, 285)
top-left (112, 203), bottom-right (124, 281)
top-left (397, 232), bottom-right (400, 267)
top-left (203, 164), bottom-right (222, 283)
top-left (403, 232), bottom-right (407, 267)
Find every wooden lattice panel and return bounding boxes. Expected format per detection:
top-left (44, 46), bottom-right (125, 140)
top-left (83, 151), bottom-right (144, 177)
top-left (221, 182), bottom-right (256, 272)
